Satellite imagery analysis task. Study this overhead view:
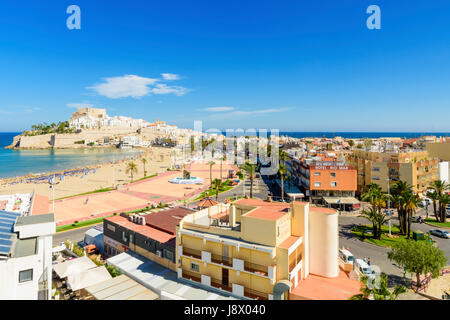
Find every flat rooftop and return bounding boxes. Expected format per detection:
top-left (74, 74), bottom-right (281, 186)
top-left (13, 237), bottom-right (37, 258)
top-left (235, 198), bottom-right (290, 221)
top-left (107, 251), bottom-right (237, 300)
top-left (15, 213), bottom-right (55, 227)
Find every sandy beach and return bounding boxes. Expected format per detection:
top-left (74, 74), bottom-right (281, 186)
top-left (0, 146), bottom-right (173, 199)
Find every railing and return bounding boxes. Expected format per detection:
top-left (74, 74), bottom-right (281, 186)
top-left (210, 277), bottom-right (232, 292)
top-left (182, 247), bottom-right (269, 277)
top-left (182, 270), bottom-right (201, 283)
top-left (244, 287), bottom-right (269, 300)
top-left (211, 253), bottom-right (233, 267)
top-left (244, 261), bottom-right (269, 276)
top-left (182, 247), bottom-right (202, 260)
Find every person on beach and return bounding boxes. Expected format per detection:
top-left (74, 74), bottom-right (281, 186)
top-left (85, 197), bottom-right (89, 205)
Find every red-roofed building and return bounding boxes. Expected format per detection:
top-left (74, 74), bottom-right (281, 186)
top-left (103, 207), bottom-right (194, 271)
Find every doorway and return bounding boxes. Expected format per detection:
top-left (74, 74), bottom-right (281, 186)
top-left (222, 268), bottom-right (229, 287)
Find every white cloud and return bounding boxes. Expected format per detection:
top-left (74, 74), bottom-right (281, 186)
top-left (230, 108), bottom-right (288, 116)
top-left (150, 84), bottom-right (189, 96)
top-left (88, 74), bottom-right (189, 98)
top-left (66, 102), bottom-right (93, 109)
top-left (88, 75), bottom-right (158, 99)
top-left (201, 106), bottom-right (235, 112)
top-left (24, 107), bottom-right (42, 113)
top-left (161, 73), bottom-right (180, 81)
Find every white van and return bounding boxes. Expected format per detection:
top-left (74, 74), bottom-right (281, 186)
top-left (354, 259), bottom-right (375, 279)
top-left (339, 248), bottom-right (354, 272)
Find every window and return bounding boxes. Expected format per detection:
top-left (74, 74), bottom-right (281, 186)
top-left (331, 182), bottom-right (337, 187)
top-left (164, 249), bottom-right (174, 261)
top-left (314, 182), bottom-right (321, 187)
top-left (372, 167), bottom-right (380, 172)
top-left (330, 172), bottom-right (336, 177)
top-left (372, 176), bottom-right (380, 181)
top-left (313, 172), bottom-right (321, 176)
top-left (107, 224), bottom-right (115, 232)
top-left (19, 269), bottom-right (33, 283)
top-left (190, 262), bottom-right (199, 272)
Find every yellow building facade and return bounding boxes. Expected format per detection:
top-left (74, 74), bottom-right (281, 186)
top-left (176, 198), bottom-right (339, 300)
top-left (347, 150), bottom-right (439, 195)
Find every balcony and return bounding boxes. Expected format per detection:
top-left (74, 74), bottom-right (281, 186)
top-left (244, 287), bottom-right (269, 300)
top-left (244, 261), bottom-right (269, 276)
top-left (182, 247), bottom-right (271, 278)
top-left (182, 269), bottom-right (202, 283)
top-left (182, 247), bottom-right (202, 260)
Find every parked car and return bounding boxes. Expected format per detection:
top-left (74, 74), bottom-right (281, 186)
top-left (354, 259), bottom-right (376, 279)
top-left (411, 216), bottom-right (421, 223)
top-left (429, 229), bottom-right (450, 239)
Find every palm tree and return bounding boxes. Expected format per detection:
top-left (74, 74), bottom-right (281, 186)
top-left (141, 158), bottom-right (148, 177)
top-left (208, 161), bottom-right (215, 186)
top-left (211, 178), bottom-right (225, 200)
top-left (241, 162), bottom-right (256, 198)
top-left (403, 192), bottom-right (419, 238)
top-left (438, 193), bottom-right (450, 223)
top-left (126, 161), bottom-right (138, 182)
top-left (278, 163), bottom-right (289, 202)
top-left (426, 190), bottom-right (439, 220)
top-left (350, 273), bottom-right (406, 300)
top-left (430, 180), bottom-right (450, 222)
top-left (391, 180), bottom-right (413, 235)
top-left (220, 155), bottom-right (226, 181)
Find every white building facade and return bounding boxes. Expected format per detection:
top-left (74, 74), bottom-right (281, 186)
top-left (0, 212), bottom-right (55, 300)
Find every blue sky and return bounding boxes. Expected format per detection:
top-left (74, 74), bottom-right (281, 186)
top-left (0, 0), bottom-right (450, 132)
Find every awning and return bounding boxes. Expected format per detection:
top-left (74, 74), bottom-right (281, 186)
top-left (85, 274), bottom-right (159, 300)
top-left (322, 197), bottom-right (360, 205)
top-left (53, 256), bottom-right (97, 279)
top-left (67, 266), bottom-right (112, 291)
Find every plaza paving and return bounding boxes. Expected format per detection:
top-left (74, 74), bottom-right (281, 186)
top-left (37, 162), bottom-right (237, 226)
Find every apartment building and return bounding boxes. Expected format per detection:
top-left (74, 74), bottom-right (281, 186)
top-left (287, 154), bottom-right (358, 210)
top-left (347, 149), bottom-right (439, 195)
top-left (426, 139), bottom-right (450, 161)
top-left (176, 199), bottom-right (340, 300)
top-left (0, 211), bottom-right (55, 300)
top-left (103, 208), bottom-right (194, 271)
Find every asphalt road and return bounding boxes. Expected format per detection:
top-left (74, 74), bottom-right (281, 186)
top-left (339, 215), bottom-right (450, 286)
top-left (52, 224), bottom-right (101, 246)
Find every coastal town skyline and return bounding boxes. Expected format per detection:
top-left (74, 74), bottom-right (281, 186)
top-left (1, 1), bottom-right (450, 132)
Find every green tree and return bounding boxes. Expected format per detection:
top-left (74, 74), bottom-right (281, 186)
top-left (208, 161), bottom-right (215, 186)
top-left (350, 273), bottom-right (406, 300)
top-left (211, 178), bottom-right (225, 200)
top-left (278, 162), bottom-right (290, 202)
top-left (387, 239), bottom-right (447, 291)
top-left (359, 207), bottom-right (389, 240)
top-left (126, 161), bottom-right (138, 182)
top-left (438, 193), bottom-right (450, 223)
top-left (426, 190), bottom-right (439, 220)
top-left (348, 139), bottom-right (355, 147)
top-left (241, 162), bottom-right (256, 198)
top-left (141, 158), bottom-right (148, 177)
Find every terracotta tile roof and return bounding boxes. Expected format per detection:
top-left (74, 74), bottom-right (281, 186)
top-left (105, 214), bottom-right (176, 244)
top-left (197, 198), bottom-right (218, 208)
top-left (310, 206), bottom-right (338, 215)
top-left (144, 207), bottom-right (194, 235)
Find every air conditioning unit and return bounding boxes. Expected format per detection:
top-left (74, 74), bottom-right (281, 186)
top-left (156, 250), bottom-right (162, 257)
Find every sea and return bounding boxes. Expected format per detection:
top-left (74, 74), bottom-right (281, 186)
top-left (0, 132), bottom-right (142, 179)
top-left (1, 131), bottom-right (449, 179)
